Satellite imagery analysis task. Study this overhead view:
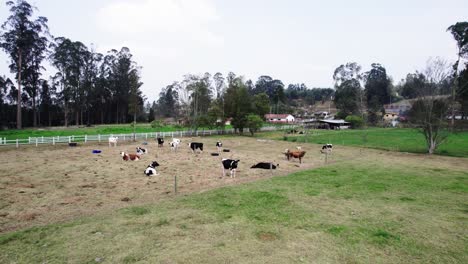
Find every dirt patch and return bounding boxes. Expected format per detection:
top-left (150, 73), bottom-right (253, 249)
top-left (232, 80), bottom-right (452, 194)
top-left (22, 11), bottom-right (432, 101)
top-left (0, 136), bottom-right (320, 233)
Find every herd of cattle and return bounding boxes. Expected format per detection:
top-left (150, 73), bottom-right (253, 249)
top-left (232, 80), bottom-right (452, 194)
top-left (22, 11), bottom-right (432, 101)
top-left (107, 136), bottom-right (333, 178)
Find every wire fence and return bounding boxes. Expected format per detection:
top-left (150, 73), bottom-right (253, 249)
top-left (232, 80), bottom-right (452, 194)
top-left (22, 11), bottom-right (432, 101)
top-left (0, 125), bottom-right (296, 148)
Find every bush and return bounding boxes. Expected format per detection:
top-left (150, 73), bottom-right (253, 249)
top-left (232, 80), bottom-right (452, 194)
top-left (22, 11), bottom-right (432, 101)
top-left (246, 114), bottom-right (263, 136)
top-left (345, 115), bottom-right (364, 129)
top-left (335, 112), bottom-right (348, 120)
top-left (151, 120), bottom-right (163, 129)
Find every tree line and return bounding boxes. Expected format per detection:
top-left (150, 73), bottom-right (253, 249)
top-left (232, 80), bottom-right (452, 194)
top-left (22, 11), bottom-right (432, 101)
top-left (0, 0), bottom-right (145, 129)
top-left (147, 72), bottom-right (334, 133)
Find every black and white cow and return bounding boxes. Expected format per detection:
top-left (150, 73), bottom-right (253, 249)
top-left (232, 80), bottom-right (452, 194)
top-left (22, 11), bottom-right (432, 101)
top-left (321, 144), bottom-right (333, 153)
top-left (222, 159), bottom-right (240, 178)
top-left (144, 161), bottom-right (160, 176)
top-left (216, 141), bottom-right (223, 152)
top-left (157, 137), bottom-right (164, 147)
top-left (170, 138), bottom-right (181, 151)
top-left (251, 162), bottom-right (278, 169)
top-left (189, 142), bottom-right (204, 153)
top-left (136, 147), bottom-right (148, 155)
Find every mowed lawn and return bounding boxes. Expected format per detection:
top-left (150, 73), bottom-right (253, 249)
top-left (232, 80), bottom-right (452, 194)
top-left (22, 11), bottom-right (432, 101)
top-left (0, 149), bottom-right (466, 263)
top-left (280, 128), bottom-right (468, 158)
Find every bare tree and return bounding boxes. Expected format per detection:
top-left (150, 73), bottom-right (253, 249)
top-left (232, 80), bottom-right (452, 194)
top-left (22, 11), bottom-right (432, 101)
top-left (409, 58), bottom-right (452, 154)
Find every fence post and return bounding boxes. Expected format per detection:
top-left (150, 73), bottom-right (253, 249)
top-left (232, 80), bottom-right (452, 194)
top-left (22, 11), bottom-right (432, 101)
top-left (85, 135), bottom-right (87, 143)
top-left (98, 134), bottom-right (101, 142)
top-left (16, 139), bottom-right (19, 148)
top-left (36, 138), bottom-right (38, 147)
top-left (41, 136), bottom-right (44, 143)
top-left (53, 137), bottom-right (55, 145)
top-left (69, 136), bottom-right (71, 143)
top-left (123, 134), bottom-right (126, 141)
top-left (28, 137), bottom-right (30, 144)
top-left (172, 132), bottom-right (174, 138)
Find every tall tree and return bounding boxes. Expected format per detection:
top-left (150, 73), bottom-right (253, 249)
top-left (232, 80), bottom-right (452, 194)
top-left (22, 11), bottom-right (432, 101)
top-left (447, 22), bottom-right (468, 125)
top-left (333, 63), bottom-right (363, 117)
top-left (0, 76), bottom-right (14, 128)
top-left (1, 0), bottom-right (49, 129)
top-left (225, 76), bottom-right (252, 134)
top-left (364, 63), bottom-right (392, 124)
top-left (128, 67), bottom-right (143, 141)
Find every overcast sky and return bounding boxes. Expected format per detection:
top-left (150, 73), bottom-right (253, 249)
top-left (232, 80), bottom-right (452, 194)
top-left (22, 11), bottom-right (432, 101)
top-left (1, 0), bottom-right (467, 102)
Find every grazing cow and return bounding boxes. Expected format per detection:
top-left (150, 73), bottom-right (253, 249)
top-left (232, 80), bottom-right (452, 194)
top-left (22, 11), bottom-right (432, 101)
top-left (216, 141), bottom-right (223, 152)
top-left (251, 162), bottom-right (278, 169)
top-left (157, 137), bottom-right (164, 147)
top-left (136, 147), bottom-right (148, 155)
top-left (120, 152), bottom-right (141, 161)
top-left (222, 159), bottom-right (240, 178)
top-left (189, 142), bottom-right (204, 153)
top-left (109, 136), bottom-right (118, 147)
top-left (321, 144), bottom-right (333, 154)
top-left (284, 149), bottom-right (306, 164)
top-left (170, 138), bottom-right (181, 151)
top-left (144, 161), bottom-right (160, 176)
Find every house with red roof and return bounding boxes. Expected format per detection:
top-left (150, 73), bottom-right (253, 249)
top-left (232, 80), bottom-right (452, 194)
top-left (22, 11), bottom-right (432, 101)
top-left (264, 114), bottom-right (295, 124)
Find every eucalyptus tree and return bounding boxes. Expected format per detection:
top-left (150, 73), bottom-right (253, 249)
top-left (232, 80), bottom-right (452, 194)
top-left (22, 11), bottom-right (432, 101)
top-left (106, 47), bottom-right (139, 123)
top-left (185, 74), bottom-right (213, 129)
top-left (333, 62), bottom-right (363, 117)
top-left (447, 22), bottom-right (468, 125)
top-left (363, 63), bottom-right (392, 124)
top-left (23, 31), bottom-right (48, 127)
top-left (81, 48), bottom-right (103, 125)
top-left (224, 76), bottom-right (252, 133)
top-left (38, 78), bottom-right (54, 126)
top-left (128, 67), bottom-right (144, 140)
top-left (50, 37), bottom-right (87, 126)
top-left (0, 76), bottom-right (14, 127)
top-left (1, 0), bottom-right (49, 129)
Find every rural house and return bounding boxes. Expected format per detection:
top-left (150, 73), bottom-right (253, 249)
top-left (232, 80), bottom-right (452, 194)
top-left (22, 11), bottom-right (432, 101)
top-left (265, 114), bottom-right (295, 124)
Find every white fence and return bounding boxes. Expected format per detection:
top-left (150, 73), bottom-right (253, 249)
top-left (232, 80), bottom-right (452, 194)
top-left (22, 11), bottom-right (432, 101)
top-left (0, 125), bottom-right (295, 148)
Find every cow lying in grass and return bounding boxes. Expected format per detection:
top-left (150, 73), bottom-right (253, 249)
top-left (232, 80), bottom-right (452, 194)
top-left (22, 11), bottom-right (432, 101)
top-left (189, 142), bottom-right (203, 153)
top-left (251, 162), bottom-right (278, 169)
top-left (109, 136), bottom-right (118, 147)
top-left (136, 147), bottom-right (148, 155)
top-left (120, 152), bottom-right (141, 161)
top-left (144, 161), bottom-right (160, 176)
top-left (222, 159), bottom-right (239, 178)
top-left (284, 149), bottom-right (306, 164)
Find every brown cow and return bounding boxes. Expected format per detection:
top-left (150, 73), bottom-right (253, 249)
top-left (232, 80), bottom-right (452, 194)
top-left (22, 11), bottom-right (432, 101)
top-left (284, 149), bottom-right (306, 163)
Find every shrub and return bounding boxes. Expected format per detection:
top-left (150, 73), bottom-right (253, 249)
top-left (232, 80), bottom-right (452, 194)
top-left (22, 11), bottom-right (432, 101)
top-left (151, 120), bottom-right (163, 129)
top-left (345, 115), bottom-right (364, 129)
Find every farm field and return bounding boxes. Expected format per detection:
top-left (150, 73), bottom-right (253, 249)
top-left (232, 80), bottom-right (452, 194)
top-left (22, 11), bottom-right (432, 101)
top-left (277, 128), bottom-right (468, 158)
top-left (0, 136), bottom-right (317, 233)
top-left (0, 136), bottom-right (467, 263)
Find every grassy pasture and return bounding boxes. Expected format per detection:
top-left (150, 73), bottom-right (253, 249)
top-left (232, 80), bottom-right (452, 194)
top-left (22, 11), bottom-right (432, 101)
top-left (278, 128), bottom-right (468, 158)
top-left (0, 137), bottom-right (467, 263)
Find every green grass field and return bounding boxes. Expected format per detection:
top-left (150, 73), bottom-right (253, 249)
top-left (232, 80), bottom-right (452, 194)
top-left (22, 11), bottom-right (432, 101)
top-left (278, 128), bottom-right (468, 158)
top-left (0, 124), bottom-right (230, 140)
top-left (1, 151), bottom-right (466, 263)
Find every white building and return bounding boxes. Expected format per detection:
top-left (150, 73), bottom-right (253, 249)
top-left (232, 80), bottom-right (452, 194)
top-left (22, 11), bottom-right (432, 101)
top-left (265, 114), bottom-right (295, 123)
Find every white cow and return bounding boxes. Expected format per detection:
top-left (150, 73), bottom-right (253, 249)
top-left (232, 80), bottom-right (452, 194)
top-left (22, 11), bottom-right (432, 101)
top-left (170, 138), bottom-right (181, 151)
top-left (109, 136), bottom-right (118, 147)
